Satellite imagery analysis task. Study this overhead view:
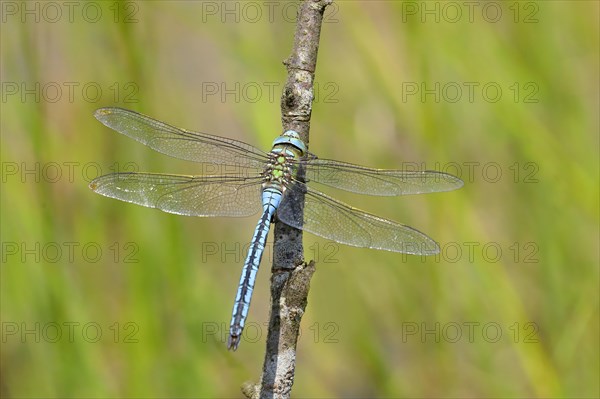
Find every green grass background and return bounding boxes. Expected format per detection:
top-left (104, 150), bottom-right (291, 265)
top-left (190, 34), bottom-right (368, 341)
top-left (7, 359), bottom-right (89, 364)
top-left (1, 1), bottom-right (598, 397)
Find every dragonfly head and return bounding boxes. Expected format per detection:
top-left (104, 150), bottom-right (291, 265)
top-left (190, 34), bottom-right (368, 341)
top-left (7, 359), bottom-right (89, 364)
top-left (271, 130), bottom-right (307, 156)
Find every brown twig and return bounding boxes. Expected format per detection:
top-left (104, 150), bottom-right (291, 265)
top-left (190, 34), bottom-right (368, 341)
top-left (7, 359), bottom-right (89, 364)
top-left (241, 1), bottom-right (332, 398)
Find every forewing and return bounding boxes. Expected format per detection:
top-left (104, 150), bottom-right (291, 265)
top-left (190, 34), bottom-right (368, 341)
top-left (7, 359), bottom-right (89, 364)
top-left (304, 158), bottom-right (463, 196)
top-left (94, 107), bottom-right (266, 169)
top-left (90, 173), bottom-right (262, 217)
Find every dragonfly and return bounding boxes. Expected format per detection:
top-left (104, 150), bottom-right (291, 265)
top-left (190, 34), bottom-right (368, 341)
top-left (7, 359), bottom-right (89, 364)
top-left (89, 107), bottom-right (463, 350)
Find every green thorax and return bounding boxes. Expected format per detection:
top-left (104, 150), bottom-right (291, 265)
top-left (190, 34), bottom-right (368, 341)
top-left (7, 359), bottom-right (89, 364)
top-left (263, 130), bottom-right (307, 188)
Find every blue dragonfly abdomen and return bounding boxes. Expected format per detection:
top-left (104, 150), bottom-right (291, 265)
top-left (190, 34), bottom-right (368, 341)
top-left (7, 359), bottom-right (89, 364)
top-left (228, 188), bottom-right (279, 350)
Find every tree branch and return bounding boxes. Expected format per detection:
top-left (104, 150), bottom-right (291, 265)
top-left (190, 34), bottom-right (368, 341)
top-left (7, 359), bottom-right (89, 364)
top-left (241, 1), bottom-right (332, 398)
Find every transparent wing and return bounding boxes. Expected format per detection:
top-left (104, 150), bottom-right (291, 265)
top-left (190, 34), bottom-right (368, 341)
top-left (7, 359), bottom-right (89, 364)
top-left (276, 181), bottom-right (439, 255)
top-left (303, 158), bottom-right (463, 196)
top-left (89, 173), bottom-right (263, 217)
top-left (94, 107), bottom-right (267, 169)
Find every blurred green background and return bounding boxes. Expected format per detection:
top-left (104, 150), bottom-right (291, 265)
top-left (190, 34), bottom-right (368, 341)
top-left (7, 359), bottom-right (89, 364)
top-left (1, 1), bottom-right (598, 397)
